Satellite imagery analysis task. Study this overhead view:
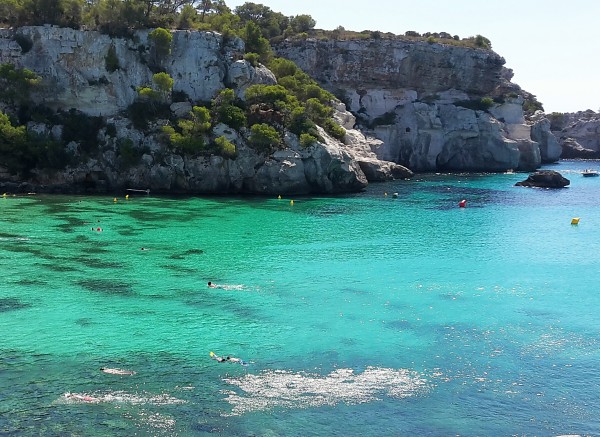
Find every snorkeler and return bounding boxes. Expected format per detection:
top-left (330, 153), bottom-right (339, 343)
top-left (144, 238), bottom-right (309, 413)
top-left (65, 392), bottom-right (100, 403)
top-left (100, 367), bottom-right (136, 375)
top-left (209, 352), bottom-right (248, 366)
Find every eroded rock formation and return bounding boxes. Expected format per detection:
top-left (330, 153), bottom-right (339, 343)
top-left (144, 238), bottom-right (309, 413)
top-left (275, 38), bottom-right (561, 172)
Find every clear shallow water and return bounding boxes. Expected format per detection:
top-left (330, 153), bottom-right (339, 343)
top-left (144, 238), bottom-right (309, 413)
top-left (1, 161), bottom-right (600, 436)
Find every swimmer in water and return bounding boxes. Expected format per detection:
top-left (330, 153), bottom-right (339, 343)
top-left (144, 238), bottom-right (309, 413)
top-left (207, 281), bottom-right (217, 288)
top-left (210, 352), bottom-right (248, 366)
top-left (210, 351), bottom-right (227, 362)
top-left (100, 367), bottom-right (136, 375)
top-left (65, 392), bottom-right (100, 403)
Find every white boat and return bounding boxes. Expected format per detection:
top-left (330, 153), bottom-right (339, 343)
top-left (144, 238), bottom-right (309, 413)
top-left (582, 169), bottom-right (599, 177)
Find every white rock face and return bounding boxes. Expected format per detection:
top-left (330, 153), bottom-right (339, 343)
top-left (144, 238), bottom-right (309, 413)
top-left (0, 26), bottom-right (256, 116)
top-left (275, 37), bottom-right (561, 172)
top-left (528, 111), bottom-right (562, 162)
top-left (226, 60), bottom-right (277, 98)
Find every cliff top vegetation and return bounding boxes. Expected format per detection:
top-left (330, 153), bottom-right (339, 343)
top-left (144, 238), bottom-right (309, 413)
top-left (0, 0), bottom-right (493, 50)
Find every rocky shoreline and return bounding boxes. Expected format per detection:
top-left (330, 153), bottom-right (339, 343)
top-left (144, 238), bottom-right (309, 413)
top-left (0, 26), bottom-right (593, 195)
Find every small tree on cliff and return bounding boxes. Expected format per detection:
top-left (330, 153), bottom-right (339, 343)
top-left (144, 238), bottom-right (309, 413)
top-left (162, 105), bottom-right (211, 154)
top-left (148, 27), bottom-right (172, 70)
top-left (248, 123), bottom-right (280, 153)
top-left (474, 34), bottom-right (491, 49)
top-left (0, 63), bottom-right (41, 106)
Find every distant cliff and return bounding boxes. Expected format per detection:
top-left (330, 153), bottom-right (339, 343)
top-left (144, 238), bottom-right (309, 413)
top-left (275, 37), bottom-right (561, 172)
top-left (548, 110), bottom-right (600, 158)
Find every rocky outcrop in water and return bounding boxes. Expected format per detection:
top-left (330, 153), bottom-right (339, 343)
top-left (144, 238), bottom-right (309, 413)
top-left (275, 38), bottom-right (561, 172)
top-left (515, 170), bottom-right (570, 188)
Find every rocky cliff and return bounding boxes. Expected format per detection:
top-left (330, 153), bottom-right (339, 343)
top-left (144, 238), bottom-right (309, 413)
top-left (0, 27), bottom-right (563, 195)
top-left (275, 38), bottom-right (561, 172)
top-left (548, 110), bottom-right (600, 158)
top-left (1, 26), bottom-right (405, 195)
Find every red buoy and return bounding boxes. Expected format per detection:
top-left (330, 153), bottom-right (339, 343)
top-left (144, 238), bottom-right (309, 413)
top-left (459, 199), bottom-right (467, 208)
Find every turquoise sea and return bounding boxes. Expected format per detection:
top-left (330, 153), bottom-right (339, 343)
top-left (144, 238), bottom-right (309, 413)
top-left (1, 160), bottom-right (600, 436)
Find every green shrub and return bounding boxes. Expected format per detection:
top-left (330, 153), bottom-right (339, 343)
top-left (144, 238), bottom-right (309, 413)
top-left (244, 52), bottom-right (260, 67)
top-left (547, 112), bottom-right (566, 131)
top-left (0, 112), bottom-right (70, 174)
top-left (245, 84), bottom-right (294, 107)
top-left (137, 87), bottom-right (160, 101)
top-left (480, 97), bottom-right (494, 109)
top-left (305, 98), bottom-right (332, 125)
top-left (31, 137), bottom-right (70, 170)
top-left (117, 137), bottom-right (143, 168)
top-left (249, 123), bottom-right (280, 152)
top-left (148, 27), bottom-right (173, 57)
top-left (523, 96), bottom-right (544, 115)
top-left (288, 107), bottom-right (319, 138)
top-left (217, 104), bottom-right (247, 130)
top-left (215, 135), bottom-right (236, 158)
top-left (60, 109), bottom-right (104, 154)
top-left (242, 21), bottom-right (272, 63)
top-left (105, 45), bottom-right (120, 72)
top-left (0, 63), bottom-right (41, 105)
top-left (299, 133), bottom-right (318, 147)
top-left (0, 112), bottom-right (26, 144)
top-left (474, 34), bottom-right (491, 49)
top-left (152, 72), bottom-right (174, 100)
top-left (162, 125), bottom-right (205, 154)
top-left (128, 100), bottom-right (170, 130)
top-left (323, 119), bottom-right (345, 141)
top-left (162, 105), bottom-right (212, 155)
top-left (454, 97), bottom-right (495, 112)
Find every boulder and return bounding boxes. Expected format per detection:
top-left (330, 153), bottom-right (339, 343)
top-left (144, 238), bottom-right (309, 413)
top-left (515, 170), bottom-right (570, 188)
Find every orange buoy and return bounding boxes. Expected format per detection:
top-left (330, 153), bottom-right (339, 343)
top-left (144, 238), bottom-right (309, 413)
top-left (459, 199), bottom-right (467, 208)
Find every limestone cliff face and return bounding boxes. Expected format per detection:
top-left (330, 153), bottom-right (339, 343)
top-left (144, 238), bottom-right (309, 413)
top-left (0, 26), bottom-right (391, 195)
top-left (275, 38), bottom-right (561, 172)
top-left (0, 26), bottom-right (250, 116)
top-left (0, 27), bottom-right (564, 195)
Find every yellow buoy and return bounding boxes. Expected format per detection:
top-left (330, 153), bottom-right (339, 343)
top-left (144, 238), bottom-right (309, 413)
top-left (571, 217), bottom-right (580, 225)
top-left (290, 200), bottom-right (294, 205)
top-left (278, 195), bottom-right (281, 199)
top-left (125, 194), bottom-right (129, 200)
top-left (113, 197), bottom-right (118, 202)
top-left (384, 192), bottom-right (388, 197)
